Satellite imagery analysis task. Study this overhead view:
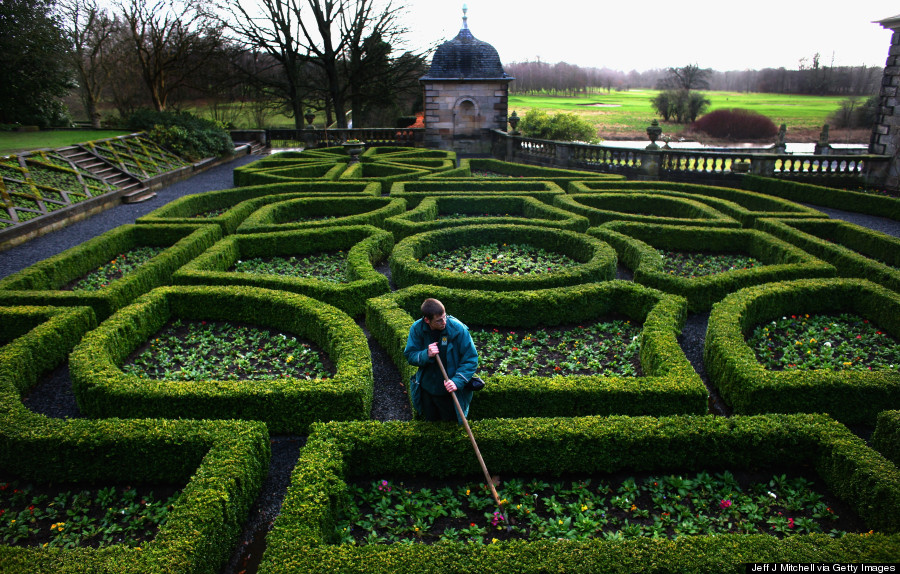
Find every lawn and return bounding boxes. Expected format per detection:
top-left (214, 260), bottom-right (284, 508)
top-left (0, 130), bottom-right (130, 156)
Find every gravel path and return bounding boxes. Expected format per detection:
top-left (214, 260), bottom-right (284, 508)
top-left (2, 164), bottom-right (896, 573)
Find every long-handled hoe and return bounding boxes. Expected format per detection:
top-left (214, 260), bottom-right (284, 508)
top-left (434, 355), bottom-right (511, 532)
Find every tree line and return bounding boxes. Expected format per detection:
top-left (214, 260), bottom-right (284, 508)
top-left (0, 0), bottom-right (427, 129)
top-left (506, 57), bottom-right (881, 97)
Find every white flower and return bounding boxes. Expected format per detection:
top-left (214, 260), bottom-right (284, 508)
top-left (767, 491), bottom-right (777, 499)
top-left (823, 342), bottom-right (832, 348)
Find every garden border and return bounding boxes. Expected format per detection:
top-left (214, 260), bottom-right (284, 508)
top-left (555, 193), bottom-right (741, 228)
top-left (235, 196), bottom-right (406, 234)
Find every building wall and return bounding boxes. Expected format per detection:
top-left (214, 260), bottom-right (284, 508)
top-left (422, 80), bottom-right (511, 154)
top-left (870, 24), bottom-right (900, 190)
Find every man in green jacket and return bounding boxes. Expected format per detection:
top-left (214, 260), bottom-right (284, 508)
top-left (404, 298), bottom-right (479, 422)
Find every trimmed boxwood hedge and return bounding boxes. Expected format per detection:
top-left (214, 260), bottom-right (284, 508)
top-left (569, 181), bottom-right (825, 227)
top-left (389, 224), bottom-right (617, 291)
top-left (589, 222), bottom-right (837, 312)
top-left (0, 305), bottom-right (270, 574)
top-left (388, 180), bottom-right (566, 208)
top-left (743, 175), bottom-right (900, 222)
top-left (257, 414), bottom-right (900, 574)
top-left (359, 147), bottom-right (457, 162)
top-left (235, 196), bottom-right (406, 234)
top-left (136, 182), bottom-right (382, 234)
top-left (364, 282), bottom-right (706, 418)
top-left (368, 158), bottom-right (456, 172)
top-left (172, 225), bottom-right (393, 317)
top-left (337, 161), bottom-right (433, 187)
top-left (754, 217), bottom-right (900, 293)
top-left (0, 224), bottom-right (221, 321)
top-left (871, 410), bottom-right (900, 467)
top-left (555, 193), bottom-right (741, 227)
top-left (457, 158), bottom-right (625, 188)
top-left (233, 162), bottom-right (347, 187)
top-left (383, 195), bottom-right (591, 240)
top-left (704, 278), bottom-right (900, 424)
top-left (68, 285), bottom-right (373, 433)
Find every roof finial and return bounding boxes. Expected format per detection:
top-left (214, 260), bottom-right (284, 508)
top-left (462, 4), bottom-right (468, 30)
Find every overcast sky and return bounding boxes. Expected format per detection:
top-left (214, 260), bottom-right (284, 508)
top-left (396, 1), bottom-right (898, 72)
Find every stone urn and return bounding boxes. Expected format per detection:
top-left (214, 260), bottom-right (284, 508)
top-left (646, 120), bottom-right (662, 150)
top-left (342, 140), bottom-right (365, 163)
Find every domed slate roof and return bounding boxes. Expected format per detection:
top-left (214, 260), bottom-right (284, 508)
top-left (422, 11), bottom-right (509, 80)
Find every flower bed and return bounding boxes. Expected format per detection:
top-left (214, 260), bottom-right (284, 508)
top-left (68, 285), bottom-right (373, 432)
top-left (0, 224), bottom-right (221, 320)
top-left (0, 305), bottom-right (269, 574)
top-left (754, 217), bottom-right (900, 293)
top-left (555, 193), bottom-right (740, 228)
top-left (589, 222), bottom-right (836, 312)
top-left (389, 225), bottom-right (616, 291)
top-left (569, 181), bottom-right (825, 227)
top-left (257, 414), bottom-right (900, 574)
top-left (235, 196), bottom-right (406, 233)
top-left (704, 278), bottom-right (900, 424)
top-left (135, 182), bottom-right (381, 233)
top-left (365, 282), bottom-right (706, 418)
top-left (172, 226), bottom-right (393, 316)
top-left (383, 195), bottom-right (590, 240)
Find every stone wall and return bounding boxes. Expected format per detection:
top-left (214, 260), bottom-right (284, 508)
top-left (870, 19), bottom-right (900, 190)
top-left (422, 80), bottom-right (510, 154)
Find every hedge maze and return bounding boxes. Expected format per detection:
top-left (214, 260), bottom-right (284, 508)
top-left (1, 148), bottom-right (899, 572)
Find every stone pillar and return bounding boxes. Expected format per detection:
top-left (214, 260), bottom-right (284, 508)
top-left (869, 14), bottom-right (900, 190)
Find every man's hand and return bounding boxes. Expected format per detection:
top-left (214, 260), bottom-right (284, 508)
top-left (444, 379), bottom-right (457, 393)
top-left (427, 342), bottom-right (439, 357)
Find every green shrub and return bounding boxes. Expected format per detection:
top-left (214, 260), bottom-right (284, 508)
top-left (0, 224), bottom-right (221, 320)
top-left (236, 197), bottom-right (406, 234)
top-left (383, 195), bottom-right (590, 241)
top-left (519, 108), bottom-right (599, 143)
top-left (258, 414), bottom-right (900, 574)
top-left (871, 410), bottom-right (900, 466)
top-left (754, 217), bottom-right (900, 293)
top-left (590, 222), bottom-right (836, 312)
top-left (704, 278), bottom-right (900, 424)
top-left (457, 158), bottom-right (623, 188)
top-left (742, 176), bottom-right (900, 222)
top-left (389, 224), bottom-right (616, 291)
top-left (233, 162), bottom-right (347, 186)
top-left (692, 108), bottom-right (778, 140)
top-left (569, 181), bottom-right (824, 227)
top-left (389, 180), bottom-right (566, 208)
top-left (68, 285), bottom-right (373, 433)
top-left (365, 282), bottom-right (706, 418)
top-left (0, 305), bottom-right (270, 574)
top-left (129, 109), bottom-right (234, 161)
top-left (172, 225), bottom-right (393, 316)
top-left (555, 193), bottom-right (740, 227)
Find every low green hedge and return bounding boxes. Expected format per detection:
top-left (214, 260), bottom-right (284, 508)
top-left (0, 305), bottom-right (270, 574)
top-left (369, 158), bottom-right (456, 172)
top-left (569, 181), bottom-right (824, 227)
top-left (555, 193), bottom-right (741, 227)
top-left (389, 224), bottom-right (617, 291)
top-left (365, 282), bottom-right (706, 418)
top-left (136, 182), bottom-right (382, 234)
top-left (754, 217), bottom-right (900, 293)
top-left (388, 180), bottom-right (566, 208)
top-left (359, 147), bottom-right (457, 162)
top-left (704, 278), bottom-right (900, 424)
top-left (383, 195), bottom-right (590, 240)
top-left (871, 410), bottom-right (900, 467)
top-left (233, 162), bottom-right (347, 187)
top-left (68, 285), bottom-right (373, 433)
top-left (172, 225), bottom-right (393, 316)
top-left (235, 196), bottom-right (406, 234)
top-left (337, 162), bottom-right (432, 187)
top-left (0, 224), bottom-right (221, 321)
top-left (258, 414), bottom-right (900, 574)
top-left (590, 222), bottom-right (837, 312)
top-left (743, 175), bottom-right (900, 222)
top-left (457, 158), bottom-right (625, 188)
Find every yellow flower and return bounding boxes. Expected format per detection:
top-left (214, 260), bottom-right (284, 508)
top-left (466, 489), bottom-right (470, 496)
top-left (491, 538), bottom-right (499, 543)
top-left (581, 504), bottom-right (587, 512)
top-left (286, 355), bottom-right (293, 363)
top-left (810, 338), bottom-right (816, 343)
top-left (630, 504), bottom-right (637, 511)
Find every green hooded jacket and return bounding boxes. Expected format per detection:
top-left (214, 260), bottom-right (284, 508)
top-left (404, 315), bottom-right (478, 420)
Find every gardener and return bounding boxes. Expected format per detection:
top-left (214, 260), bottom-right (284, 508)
top-left (404, 298), bottom-right (479, 423)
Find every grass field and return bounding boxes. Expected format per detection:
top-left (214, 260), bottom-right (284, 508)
top-left (0, 130), bottom-right (130, 156)
top-left (508, 90), bottom-right (851, 140)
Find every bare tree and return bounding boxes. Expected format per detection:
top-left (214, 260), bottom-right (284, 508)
top-left (115, 0), bottom-right (223, 111)
top-left (58, 0), bottom-right (116, 127)
top-left (657, 64), bottom-right (711, 92)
